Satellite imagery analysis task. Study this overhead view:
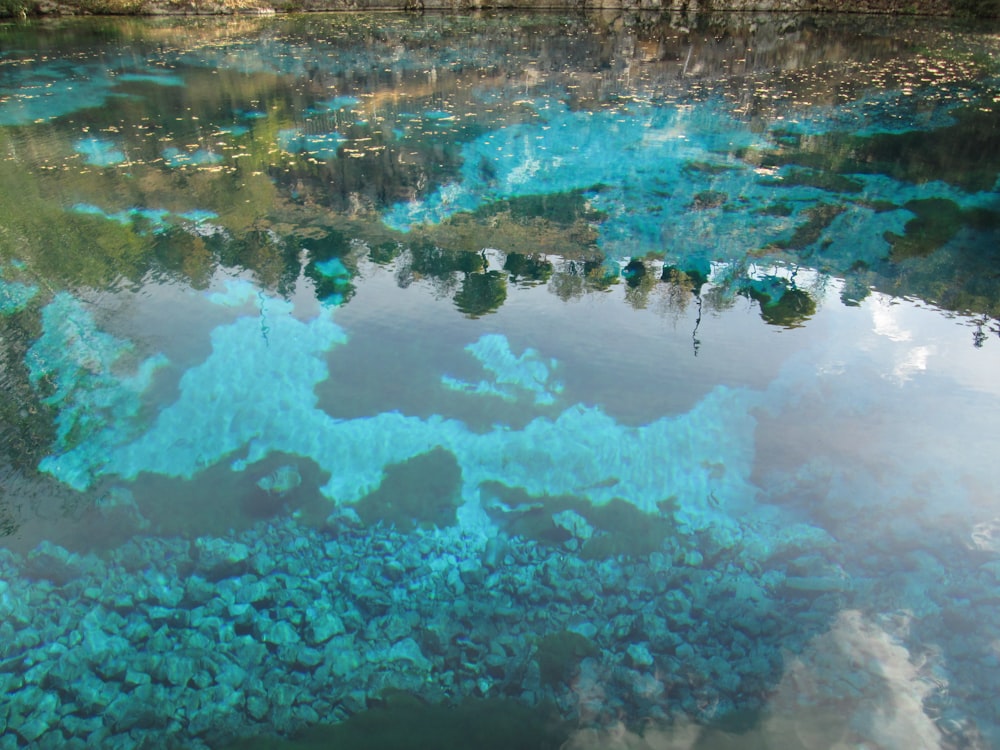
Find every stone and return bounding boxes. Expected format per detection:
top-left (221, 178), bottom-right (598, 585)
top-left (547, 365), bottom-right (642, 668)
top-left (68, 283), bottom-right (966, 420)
top-left (305, 611), bottom-right (345, 645)
top-left (263, 620), bottom-right (301, 646)
top-left (74, 675), bottom-right (117, 713)
top-left (382, 613), bottom-right (413, 642)
top-left (294, 704), bottom-right (320, 724)
top-left (124, 669), bottom-right (151, 688)
top-left (552, 510), bottom-right (594, 541)
top-left (23, 541), bottom-right (83, 585)
top-left (61, 714), bottom-right (103, 737)
top-left (105, 694), bottom-right (150, 733)
top-left (382, 638), bottom-right (432, 671)
top-left (325, 637), bottom-right (363, 677)
top-left (14, 716), bottom-right (50, 742)
top-left (164, 657), bottom-right (196, 687)
top-left (184, 576), bottom-right (217, 605)
top-left (194, 538), bottom-right (252, 580)
top-left (626, 642), bottom-right (655, 668)
top-left (339, 690), bottom-right (367, 714)
top-left (293, 647), bottom-right (324, 669)
top-left (236, 579), bottom-right (272, 605)
top-left (271, 682), bottom-right (301, 708)
top-left (215, 662), bottom-right (248, 690)
top-left (246, 695), bottom-right (269, 721)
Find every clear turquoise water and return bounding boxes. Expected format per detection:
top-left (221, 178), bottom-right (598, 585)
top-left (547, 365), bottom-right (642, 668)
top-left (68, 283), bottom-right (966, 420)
top-left (1, 11), bottom-right (1000, 749)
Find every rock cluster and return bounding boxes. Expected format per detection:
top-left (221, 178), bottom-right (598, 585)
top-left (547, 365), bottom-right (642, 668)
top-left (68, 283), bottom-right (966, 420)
top-left (0, 507), bottom-right (996, 748)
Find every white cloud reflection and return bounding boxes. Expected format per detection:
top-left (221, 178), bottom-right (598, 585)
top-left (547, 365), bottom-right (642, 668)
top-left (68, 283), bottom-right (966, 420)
top-left (562, 610), bottom-right (948, 750)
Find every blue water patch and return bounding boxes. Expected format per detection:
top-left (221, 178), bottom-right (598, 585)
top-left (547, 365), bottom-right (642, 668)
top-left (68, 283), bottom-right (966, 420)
top-left (72, 203), bottom-right (172, 233)
top-left (25, 293), bottom-right (169, 491)
top-left (317, 95), bottom-right (361, 111)
top-left (161, 147), bottom-right (224, 167)
top-left (313, 257), bottom-right (350, 279)
top-left (115, 72), bottom-right (186, 87)
top-left (73, 137), bottom-right (126, 167)
top-left (178, 209), bottom-right (219, 224)
top-left (0, 264), bottom-right (38, 314)
top-left (216, 124), bottom-right (251, 137)
top-left (277, 128), bottom-right (348, 160)
top-left (423, 110), bottom-right (456, 121)
top-left (72, 203), bottom-right (222, 238)
top-left (0, 63), bottom-right (117, 125)
top-left (442, 333), bottom-right (563, 406)
top-left (383, 96), bottom-right (998, 276)
top-left (235, 108), bottom-right (269, 120)
top-left (26, 287), bottom-right (758, 534)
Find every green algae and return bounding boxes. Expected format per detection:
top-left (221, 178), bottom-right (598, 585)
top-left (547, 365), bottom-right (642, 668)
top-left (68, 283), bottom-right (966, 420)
top-left (221, 694), bottom-right (569, 750)
top-left (354, 448), bottom-right (463, 532)
top-left (756, 202), bottom-right (795, 218)
top-left (778, 203), bottom-right (847, 252)
top-left (738, 103), bottom-right (1000, 193)
top-left (766, 168), bottom-right (864, 194)
top-left (481, 483), bottom-right (677, 560)
top-left (689, 191), bottom-right (729, 210)
top-left (885, 197), bottom-right (965, 260)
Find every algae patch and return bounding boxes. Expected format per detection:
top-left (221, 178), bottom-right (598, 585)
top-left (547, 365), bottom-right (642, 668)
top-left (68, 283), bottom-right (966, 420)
top-left (482, 483), bottom-right (678, 560)
top-left (354, 448), bottom-right (463, 532)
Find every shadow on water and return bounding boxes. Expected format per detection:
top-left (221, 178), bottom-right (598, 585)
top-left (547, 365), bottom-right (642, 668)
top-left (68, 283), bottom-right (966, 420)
top-left (220, 694), bottom-right (570, 750)
top-left (218, 694), bottom-right (856, 750)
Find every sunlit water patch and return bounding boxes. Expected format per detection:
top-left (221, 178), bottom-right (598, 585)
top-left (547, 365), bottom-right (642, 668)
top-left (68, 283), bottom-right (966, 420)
top-left (1, 11), bottom-right (1000, 750)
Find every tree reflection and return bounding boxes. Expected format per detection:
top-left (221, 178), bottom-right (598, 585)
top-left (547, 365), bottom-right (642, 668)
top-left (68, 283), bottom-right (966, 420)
top-left (0, 11), bottom-right (997, 345)
top-left (504, 252), bottom-right (554, 287)
top-left (454, 270), bottom-right (508, 319)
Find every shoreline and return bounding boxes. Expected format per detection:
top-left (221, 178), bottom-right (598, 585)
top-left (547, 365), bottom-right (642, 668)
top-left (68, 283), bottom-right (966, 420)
top-left (6, 0), bottom-right (998, 19)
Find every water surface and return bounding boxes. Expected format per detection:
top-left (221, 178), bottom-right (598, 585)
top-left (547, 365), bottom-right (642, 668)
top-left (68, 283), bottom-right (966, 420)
top-left (1, 11), bottom-right (1000, 750)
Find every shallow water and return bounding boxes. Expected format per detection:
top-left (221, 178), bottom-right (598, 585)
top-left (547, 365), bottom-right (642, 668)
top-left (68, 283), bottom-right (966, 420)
top-left (1, 10), bottom-right (1000, 750)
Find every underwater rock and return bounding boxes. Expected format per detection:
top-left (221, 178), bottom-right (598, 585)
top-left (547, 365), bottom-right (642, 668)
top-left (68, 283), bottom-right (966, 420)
top-left (782, 575), bottom-right (851, 594)
top-left (23, 541), bottom-right (85, 585)
top-left (552, 510), bottom-right (594, 542)
top-left (380, 638), bottom-right (434, 672)
top-left (194, 538), bottom-right (252, 580)
top-left (0, 506), bottom-right (989, 749)
top-left (263, 620), bottom-right (302, 647)
top-left (626, 642), bottom-right (655, 669)
top-left (13, 714), bottom-right (51, 743)
top-left (481, 534), bottom-right (508, 570)
top-left (95, 486), bottom-right (150, 532)
top-left (305, 610), bottom-right (346, 645)
top-left (256, 464), bottom-right (302, 496)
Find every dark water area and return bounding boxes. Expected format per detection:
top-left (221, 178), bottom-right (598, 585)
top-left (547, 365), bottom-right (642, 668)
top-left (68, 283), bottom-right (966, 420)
top-left (1, 10), bottom-right (1000, 750)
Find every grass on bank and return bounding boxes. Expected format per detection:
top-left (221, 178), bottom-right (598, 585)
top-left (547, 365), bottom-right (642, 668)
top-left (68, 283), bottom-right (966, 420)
top-left (1, 0), bottom-right (282, 17)
top-left (3, 0), bottom-right (1000, 16)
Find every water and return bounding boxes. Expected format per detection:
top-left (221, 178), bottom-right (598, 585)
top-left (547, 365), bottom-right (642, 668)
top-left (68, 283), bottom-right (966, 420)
top-left (1, 10), bottom-right (999, 749)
